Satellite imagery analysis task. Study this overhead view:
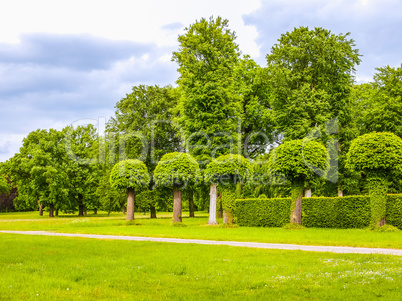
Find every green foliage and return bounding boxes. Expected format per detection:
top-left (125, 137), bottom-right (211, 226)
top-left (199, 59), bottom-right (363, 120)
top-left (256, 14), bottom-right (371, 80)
top-left (356, 64), bottom-right (402, 137)
top-left (234, 55), bottom-right (275, 157)
top-left (267, 26), bottom-right (361, 140)
top-left (173, 16), bottom-right (242, 163)
top-left (236, 195), bottom-right (402, 229)
top-left (387, 195), bottom-right (402, 229)
top-left (108, 84), bottom-right (181, 169)
top-left (235, 198), bottom-right (292, 227)
top-left (268, 139), bottom-right (329, 184)
top-left (302, 196), bottom-right (371, 228)
top-left (153, 152), bottom-right (199, 188)
top-left (346, 132), bottom-right (402, 226)
top-left (346, 132), bottom-right (402, 176)
top-left (204, 154), bottom-right (252, 186)
top-left (109, 159), bottom-right (150, 190)
top-left (0, 175), bottom-right (9, 195)
top-left (372, 224), bottom-right (399, 233)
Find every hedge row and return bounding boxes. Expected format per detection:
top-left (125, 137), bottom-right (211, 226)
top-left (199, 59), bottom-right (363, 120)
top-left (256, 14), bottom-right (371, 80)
top-left (235, 195), bottom-right (402, 229)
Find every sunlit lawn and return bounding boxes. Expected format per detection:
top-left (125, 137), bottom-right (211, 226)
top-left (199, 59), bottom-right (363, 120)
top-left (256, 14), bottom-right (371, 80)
top-left (0, 211), bottom-right (401, 249)
top-left (0, 233), bottom-right (401, 300)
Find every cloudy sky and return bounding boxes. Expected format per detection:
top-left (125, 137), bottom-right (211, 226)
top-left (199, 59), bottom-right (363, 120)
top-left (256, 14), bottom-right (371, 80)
top-left (0, 0), bottom-right (401, 162)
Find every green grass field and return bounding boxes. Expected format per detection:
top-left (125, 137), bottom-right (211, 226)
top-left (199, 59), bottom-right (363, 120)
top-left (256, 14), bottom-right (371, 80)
top-left (1, 233), bottom-right (401, 300)
top-left (0, 211), bottom-right (401, 249)
top-left (1, 211), bottom-right (402, 300)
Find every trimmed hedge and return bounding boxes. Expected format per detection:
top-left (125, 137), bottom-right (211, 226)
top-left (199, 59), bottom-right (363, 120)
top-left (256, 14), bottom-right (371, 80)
top-left (235, 198), bottom-right (291, 227)
top-left (235, 195), bottom-right (402, 229)
top-left (302, 196), bottom-right (370, 228)
top-left (387, 195), bottom-right (402, 229)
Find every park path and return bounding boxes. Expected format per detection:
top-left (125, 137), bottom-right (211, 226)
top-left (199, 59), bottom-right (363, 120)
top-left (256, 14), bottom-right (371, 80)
top-left (1, 230), bottom-right (401, 256)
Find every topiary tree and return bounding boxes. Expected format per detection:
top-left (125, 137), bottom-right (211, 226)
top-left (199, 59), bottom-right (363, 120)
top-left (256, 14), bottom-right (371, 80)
top-left (205, 154), bottom-right (252, 224)
top-left (345, 132), bottom-right (402, 228)
top-left (153, 152), bottom-right (199, 223)
top-left (268, 139), bottom-right (329, 224)
top-left (110, 159), bottom-right (150, 221)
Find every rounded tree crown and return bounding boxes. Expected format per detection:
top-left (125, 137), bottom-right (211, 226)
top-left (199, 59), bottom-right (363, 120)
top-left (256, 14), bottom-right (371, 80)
top-left (153, 152), bottom-right (199, 187)
top-left (346, 132), bottom-right (402, 176)
top-left (268, 139), bottom-right (329, 184)
top-left (204, 154), bottom-right (252, 185)
top-left (109, 159), bottom-right (150, 190)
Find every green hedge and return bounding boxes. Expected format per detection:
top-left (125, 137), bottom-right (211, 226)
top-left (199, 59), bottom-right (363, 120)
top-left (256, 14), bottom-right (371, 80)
top-left (235, 195), bottom-right (402, 229)
top-left (235, 198), bottom-right (291, 227)
top-left (302, 196), bottom-right (370, 228)
top-left (387, 195), bottom-right (402, 229)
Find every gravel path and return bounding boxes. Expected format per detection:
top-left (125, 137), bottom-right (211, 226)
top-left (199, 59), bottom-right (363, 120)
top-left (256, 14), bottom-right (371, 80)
top-left (1, 230), bottom-right (401, 256)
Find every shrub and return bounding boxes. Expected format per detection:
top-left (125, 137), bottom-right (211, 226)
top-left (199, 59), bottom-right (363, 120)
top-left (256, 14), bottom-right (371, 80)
top-left (235, 195), bottom-right (402, 229)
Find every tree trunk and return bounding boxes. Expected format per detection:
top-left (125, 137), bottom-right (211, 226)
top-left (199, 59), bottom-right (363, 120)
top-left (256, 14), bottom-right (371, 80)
top-left (189, 189), bottom-right (195, 218)
top-left (94, 208), bottom-right (98, 214)
top-left (223, 210), bottom-right (233, 224)
top-left (291, 185), bottom-right (303, 224)
top-left (37, 196), bottom-right (43, 216)
top-left (208, 183), bottom-right (218, 225)
top-left (150, 204), bottom-right (157, 218)
top-left (55, 208), bottom-right (59, 216)
top-left (173, 186), bottom-right (182, 223)
top-left (84, 210), bottom-right (87, 215)
top-left (49, 203), bottom-right (54, 218)
top-left (122, 205), bottom-right (126, 215)
top-left (78, 194), bottom-right (84, 216)
top-left (338, 190), bottom-right (343, 197)
top-left (126, 187), bottom-right (135, 221)
top-left (218, 193), bottom-right (223, 218)
top-left (304, 189), bottom-right (312, 198)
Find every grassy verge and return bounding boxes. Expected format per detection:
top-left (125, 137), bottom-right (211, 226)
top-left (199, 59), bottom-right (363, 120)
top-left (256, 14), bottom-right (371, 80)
top-left (0, 233), bottom-right (401, 300)
top-left (0, 211), bottom-right (401, 249)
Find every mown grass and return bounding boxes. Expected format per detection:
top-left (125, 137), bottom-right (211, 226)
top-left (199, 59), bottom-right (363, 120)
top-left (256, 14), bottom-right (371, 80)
top-left (0, 211), bottom-right (401, 249)
top-left (0, 233), bottom-right (401, 300)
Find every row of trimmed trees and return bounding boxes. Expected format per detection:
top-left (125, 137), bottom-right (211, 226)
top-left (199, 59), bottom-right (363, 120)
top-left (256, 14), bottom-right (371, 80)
top-left (109, 130), bottom-right (402, 229)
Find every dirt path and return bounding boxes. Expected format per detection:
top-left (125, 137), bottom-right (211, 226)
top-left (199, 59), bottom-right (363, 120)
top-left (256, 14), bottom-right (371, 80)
top-left (1, 230), bottom-right (401, 256)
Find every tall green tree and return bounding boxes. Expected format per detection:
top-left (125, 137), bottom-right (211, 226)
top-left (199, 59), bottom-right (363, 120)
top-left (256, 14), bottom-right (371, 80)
top-left (267, 26), bottom-right (361, 196)
top-left (173, 16), bottom-right (242, 219)
top-left (0, 175), bottom-right (9, 195)
top-left (108, 85), bottom-right (182, 216)
top-left (172, 16), bottom-right (242, 164)
top-left (234, 55), bottom-right (276, 158)
top-left (10, 129), bottom-right (70, 217)
top-left (63, 124), bottom-right (101, 215)
top-left (356, 64), bottom-right (402, 137)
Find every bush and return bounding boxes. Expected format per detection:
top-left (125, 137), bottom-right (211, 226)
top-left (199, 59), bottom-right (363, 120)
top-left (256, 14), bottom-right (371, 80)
top-left (302, 196), bottom-right (371, 228)
top-left (235, 195), bottom-right (402, 229)
top-left (372, 224), bottom-right (399, 232)
top-left (235, 198), bottom-right (291, 227)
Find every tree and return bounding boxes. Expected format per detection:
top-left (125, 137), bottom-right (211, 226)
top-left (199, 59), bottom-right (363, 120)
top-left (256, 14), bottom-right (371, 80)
top-left (0, 175), bottom-right (9, 195)
top-left (205, 154), bottom-right (251, 224)
top-left (357, 64), bottom-right (402, 137)
top-left (268, 139), bottom-right (329, 224)
top-left (8, 129), bottom-right (69, 217)
top-left (108, 85), bottom-right (182, 217)
top-left (153, 152), bottom-right (199, 223)
top-left (234, 55), bottom-right (276, 158)
top-left (345, 132), bottom-right (402, 228)
top-left (267, 27), bottom-right (361, 196)
top-left (63, 125), bottom-right (101, 216)
top-left (172, 16), bottom-right (242, 164)
top-left (109, 159), bottom-right (150, 221)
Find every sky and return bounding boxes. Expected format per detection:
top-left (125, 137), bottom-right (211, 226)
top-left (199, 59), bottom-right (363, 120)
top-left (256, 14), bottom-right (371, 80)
top-left (0, 0), bottom-right (401, 162)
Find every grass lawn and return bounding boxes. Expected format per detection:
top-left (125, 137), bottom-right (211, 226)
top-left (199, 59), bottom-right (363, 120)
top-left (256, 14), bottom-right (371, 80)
top-left (0, 211), bottom-right (401, 249)
top-left (0, 233), bottom-right (401, 300)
